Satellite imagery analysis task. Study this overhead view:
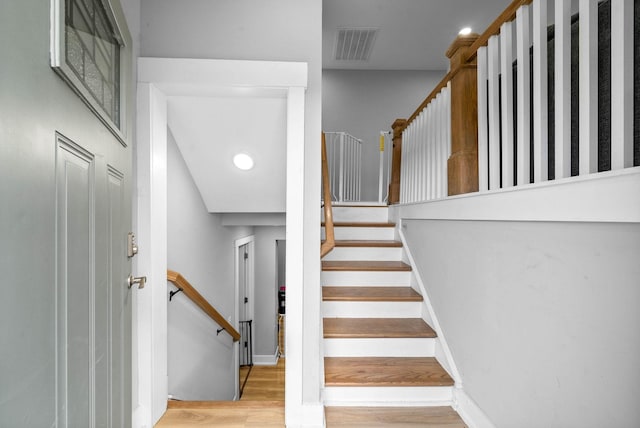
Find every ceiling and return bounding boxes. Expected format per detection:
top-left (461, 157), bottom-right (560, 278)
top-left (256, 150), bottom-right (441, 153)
top-left (168, 95), bottom-right (287, 213)
top-left (323, 0), bottom-right (512, 70)
top-left (170, 0), bottom-right (513, 213)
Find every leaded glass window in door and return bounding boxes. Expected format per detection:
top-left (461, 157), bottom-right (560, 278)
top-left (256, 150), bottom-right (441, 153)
top-left (65, 0), bottom-right (121, 126)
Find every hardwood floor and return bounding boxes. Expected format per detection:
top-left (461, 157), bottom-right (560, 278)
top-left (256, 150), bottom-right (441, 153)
top-left (155, 401), bottom-right (284, 427)
top-left (155, 359), bottom-right (285, 427)
top-left (240, 359), bottom-right (285, 401)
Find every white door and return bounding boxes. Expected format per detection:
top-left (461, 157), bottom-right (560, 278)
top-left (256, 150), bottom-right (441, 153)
top-left (0, 0), bottom-right (134, 426)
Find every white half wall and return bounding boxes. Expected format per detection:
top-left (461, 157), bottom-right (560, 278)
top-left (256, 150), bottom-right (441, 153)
top-left (402, 219), bottom-right (640, 428)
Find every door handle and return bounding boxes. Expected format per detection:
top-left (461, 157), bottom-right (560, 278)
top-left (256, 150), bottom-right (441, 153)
top-left (128, 275), bottom-right (147, 289)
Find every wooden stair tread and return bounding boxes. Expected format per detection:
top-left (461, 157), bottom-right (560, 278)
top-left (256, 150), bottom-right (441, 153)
top-left (324, 406), bottom-right (467, 427)
top-left (167, 400), bottom-right (284, 409)
top-left (332, 240), bottom-right (403, 247)
top-left (324, 318), bottom-right (436, 338)
top-left (323, 286), bottom-right (422, 302)
top-left (324, 357), bottom-right (454, 387)
top-left (322, 222), bottom-right (396, 228)
top-left (322, 260), bottom-right (411, 271)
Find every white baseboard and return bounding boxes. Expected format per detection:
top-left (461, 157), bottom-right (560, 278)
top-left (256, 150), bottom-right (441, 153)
top-left (253, 351), bottom-right (279, 366)
top-left (454, 388), bottom-right (496, 428)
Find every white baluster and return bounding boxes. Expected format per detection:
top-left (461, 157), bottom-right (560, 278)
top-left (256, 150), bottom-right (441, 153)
top-left (532, 0), bottom-right (549, 183)
top-left (611, 0), bottom-right (634, 169)
top-left (501, 20), bottom-right (515, 187)
top-left (488, 35), bottom-right (501, 190)
top-left (516, 4), bottom-right (532, 185)
top-left (579, 0), bottom-right (598, 175)
top-left (555, 0), bottom-right (572, 179)
top-left (434, 93), bottom-right (442, 199)
top-left (477, 46), bottom-right (489, 191)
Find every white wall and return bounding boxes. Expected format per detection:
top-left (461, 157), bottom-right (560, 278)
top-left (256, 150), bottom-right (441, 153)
top-left (322, 69), bottom-right (445, 201)
top-left (253, 227), bottom-right (286, 359)
top-left (167, 130), bottom-right (253, 400)
top-left (402, 219), bottom-right (640, 428)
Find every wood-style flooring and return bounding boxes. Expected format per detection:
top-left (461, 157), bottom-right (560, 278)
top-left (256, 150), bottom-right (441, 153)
top-left (155, 359), bottom-right (285, 427)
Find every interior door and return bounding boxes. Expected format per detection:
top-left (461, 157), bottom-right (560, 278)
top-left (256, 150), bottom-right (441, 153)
top-left (0, 0), bottom-right (133, 426)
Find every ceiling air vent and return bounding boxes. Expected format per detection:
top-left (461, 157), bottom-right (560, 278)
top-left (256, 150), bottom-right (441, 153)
top-left (334, 27), bottom-right (378, 61)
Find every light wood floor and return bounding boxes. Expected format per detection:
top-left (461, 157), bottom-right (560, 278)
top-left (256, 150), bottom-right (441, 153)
top-left (240, 358), bottom-right (285, 401)
top-left (156, 359), bottom-right (285, 427)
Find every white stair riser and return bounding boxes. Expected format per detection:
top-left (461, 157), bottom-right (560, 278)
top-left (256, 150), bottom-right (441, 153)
top-left (321, 271), bottom-right (411, 286)
top-left (324, 338), bottom-right (436, 357)
top-left (323, 227), bottom-right (395, 241)
top-left (322, 206), bottom-right (389, 223)
top-left (323, 386), bottom-right (453, 406)
top-left (323, 301), bottom-right (421, 318)
top-left (322, 247), bottom-right (403, 261)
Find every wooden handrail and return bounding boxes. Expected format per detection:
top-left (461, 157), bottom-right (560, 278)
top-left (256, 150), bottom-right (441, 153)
top-left (321, 132), bottom-right (335, 257)
top-left (398, 0), bottom-right (533, 134)
top-left (466, 0), bottom-right (533, 63)
top-left (167, 270), bottom-right (241, 342)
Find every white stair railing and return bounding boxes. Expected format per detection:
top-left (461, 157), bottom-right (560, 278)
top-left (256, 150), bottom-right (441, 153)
top-left (394, 0), bottom-right (638, 205)
top-left (324, 132), bottom-right (362, 203)
top-left (400, 85), bottom-right (451, 204)
top-left (476, 0), bottom-right (636, 191)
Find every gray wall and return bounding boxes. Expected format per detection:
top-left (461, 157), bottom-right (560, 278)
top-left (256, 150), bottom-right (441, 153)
top-left (322, 69), bottom-right (445, 201)
top-left (167, 130), bottom-right (253, 400)
top-left (253, 227), bottom-right (286, 358)
top-left (403, 219), bottom-right (640, 428)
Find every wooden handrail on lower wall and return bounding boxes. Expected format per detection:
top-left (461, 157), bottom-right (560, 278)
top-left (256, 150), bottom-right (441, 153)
top-left (321, 132), bottom-right (336, 258)
top-left (167, 270), bottom-right (241, 342)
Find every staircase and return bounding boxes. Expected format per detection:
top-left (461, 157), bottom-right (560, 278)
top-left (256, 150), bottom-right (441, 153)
top-left (321, 205), bottom-right (466, 427)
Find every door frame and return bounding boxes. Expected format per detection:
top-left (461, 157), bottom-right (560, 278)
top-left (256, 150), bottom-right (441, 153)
top-left (233, 235), bottom-right (255, 399)
top-left (135, 58), bottom-right (307, 427)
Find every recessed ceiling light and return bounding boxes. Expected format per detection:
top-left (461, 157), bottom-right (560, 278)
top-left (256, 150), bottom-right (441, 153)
top-left (459, 27), bottom-right (472, 36)
top-left (233, 153), bottom-right (254, 170)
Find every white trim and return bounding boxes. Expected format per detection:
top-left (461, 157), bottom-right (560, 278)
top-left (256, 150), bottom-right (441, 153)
top-left (453, 388), bottom-right (497, 428)
top-left (397, 226), bottom-right (462, 386)
top-left (253, 352), bottom-right (280, 366)
top-left (390, 167), bottom-right (640, 223)
top-left (134, 82), bottom-right (168, 427)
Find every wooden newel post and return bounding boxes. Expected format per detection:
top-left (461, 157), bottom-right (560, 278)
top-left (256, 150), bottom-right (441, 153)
top-left (446, 34), bottom-right (480, 196)
top-left (388, 118), bottom-right (407, 204)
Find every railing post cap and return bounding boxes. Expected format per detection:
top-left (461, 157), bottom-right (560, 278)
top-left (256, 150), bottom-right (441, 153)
top-left (392, 118), bottom-right (407, 129)
top-left (446, 33), bottom-right (480, 67)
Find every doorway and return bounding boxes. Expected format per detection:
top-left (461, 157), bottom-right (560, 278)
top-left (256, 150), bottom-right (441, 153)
top-left (234, 236), bottom-right (255, 398)
top-left (135, 57), bottom-right (308, 426)
top-left (276, 240), bottom-right (286, 357)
